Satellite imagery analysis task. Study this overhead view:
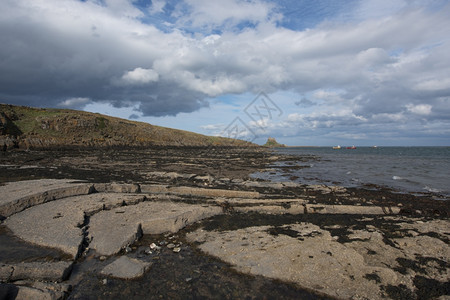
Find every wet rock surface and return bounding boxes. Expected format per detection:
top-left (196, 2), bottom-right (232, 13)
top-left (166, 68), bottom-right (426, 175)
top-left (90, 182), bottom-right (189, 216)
top-left (100, 256), bottom-right (151, 279)
top-left (187, 217), bottom-right (449, 300)
top-left (0, 147), bottom-right (448, 299)
top-left (89, 201), bottom-right (221, 256)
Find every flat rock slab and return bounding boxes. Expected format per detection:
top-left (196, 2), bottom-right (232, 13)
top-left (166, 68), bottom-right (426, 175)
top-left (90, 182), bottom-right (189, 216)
top-left (5, 282), bottom-right (72, 300)
top-left (89, 201), bottom-right (222, 256)
top-left (5, 193), bottom-right (146, 258)
top-left (0, 179), bottom-right (94, 218)
top-left (235, 204), bottom-right (400, 215)
top-left (141, 184), bottom-right (260, 198)
top-left (187, 218), bottom-right (450, 300)
top-left (15, 286), bottom-right (61, 300)
top-left (93, 183), bottom-right (141, 194)
top-left (100, 256), bottom-right (151, 279)
top-left (0, 261), bottom-right (73, 282)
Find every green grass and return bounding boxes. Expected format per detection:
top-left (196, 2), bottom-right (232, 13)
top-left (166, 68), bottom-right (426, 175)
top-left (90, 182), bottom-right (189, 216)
top-left (96, 117), bottom-right (108, 130)
top-left (7, 106), bottom-right (64, 134)
top-left (1, 104), bottom-right (258, 147)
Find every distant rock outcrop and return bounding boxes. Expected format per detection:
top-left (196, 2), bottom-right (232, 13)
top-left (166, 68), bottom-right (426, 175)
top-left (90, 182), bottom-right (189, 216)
top-left (0, 104), bottom-right (255, 150)
top-left (263, 137), bottom-right (286, 148)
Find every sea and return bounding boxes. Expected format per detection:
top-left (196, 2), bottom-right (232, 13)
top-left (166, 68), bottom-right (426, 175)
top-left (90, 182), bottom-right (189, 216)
top-left (252, 147), bottom-right (450, 199)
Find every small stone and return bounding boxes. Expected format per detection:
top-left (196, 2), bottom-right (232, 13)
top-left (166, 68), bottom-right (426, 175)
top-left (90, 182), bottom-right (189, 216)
top-left (397, 203), bottom-right (403, 207)
top-left (125, 246), bottom-right (132, 253)
top-left (167, 243), bottom-right (176, 249)
top-left (173, 247), bottom-right (181, 253)
top-left (144, 249), bottom-right (152, 255)
top-left (102, 279), bottom-right (108, 285)
top-left (99, 256), bottom-right (107, 261)
top-left (150, 243), bottom-right (161, 250)
top-left (185, 277), bottom-right (192, 282)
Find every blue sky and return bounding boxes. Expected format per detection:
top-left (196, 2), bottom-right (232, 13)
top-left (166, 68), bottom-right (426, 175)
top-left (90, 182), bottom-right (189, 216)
top-left (1, 0), bottom-right (450, 146)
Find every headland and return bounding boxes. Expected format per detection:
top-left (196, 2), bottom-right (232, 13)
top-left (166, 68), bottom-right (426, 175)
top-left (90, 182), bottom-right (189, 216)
top-left (0, 105), bottom-right (448, 299)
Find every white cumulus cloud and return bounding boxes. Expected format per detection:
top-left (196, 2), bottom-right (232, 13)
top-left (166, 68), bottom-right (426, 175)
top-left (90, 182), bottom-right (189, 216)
top-left (58, 97), bottom-right (91, 109)
top-left (121, 68), bottom-right (159, 85)
top-left (406, 104), bottom-right (432, 115)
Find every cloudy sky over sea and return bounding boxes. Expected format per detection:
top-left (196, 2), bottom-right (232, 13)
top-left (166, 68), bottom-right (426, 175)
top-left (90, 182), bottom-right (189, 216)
top-left (1, 0), bottom-right (449, 146)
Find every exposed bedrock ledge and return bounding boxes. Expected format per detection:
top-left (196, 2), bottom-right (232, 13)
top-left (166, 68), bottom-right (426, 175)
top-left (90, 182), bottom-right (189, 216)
top-left (187, 219), bottom-right (450, 300)
top-left (5, 193), bottom-right (147, 258)
top-left (0, 180), bottom-right (144, 220)
top-left (0, 179), bottom-right (95, 219)
top-left (0, 261), bottom-right (73, 282)
top-left (235, 204), bottom-right (401, 215)
top-left (89, 201), bottom-right (222, 256)
top-left (93, 183), bottom-right (141, 194)
top-left (4, 188), bottom-right (222, 258)
top-left (140, 184), bottom-right (260, 198)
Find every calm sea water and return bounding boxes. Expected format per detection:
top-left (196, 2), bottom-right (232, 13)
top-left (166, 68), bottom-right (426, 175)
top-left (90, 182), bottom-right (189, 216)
top-left (253, 147), bottom-right (450, 198)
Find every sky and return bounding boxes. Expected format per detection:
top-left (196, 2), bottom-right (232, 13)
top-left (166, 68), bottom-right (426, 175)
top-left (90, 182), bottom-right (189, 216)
top-left (1, 0), bottom-right (449, 146)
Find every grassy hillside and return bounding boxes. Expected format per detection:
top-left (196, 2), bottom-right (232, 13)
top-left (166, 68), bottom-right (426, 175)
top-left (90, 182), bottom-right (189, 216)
top-left (0, 104), bottom-right (253, 149)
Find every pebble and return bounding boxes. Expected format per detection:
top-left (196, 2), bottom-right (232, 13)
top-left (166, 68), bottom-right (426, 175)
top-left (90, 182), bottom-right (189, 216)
top-left (144, 249), bottom-right (153, 255)
top-left (173, 247), bottom-right (181, 253)
top-left (125, 246), bottom-right (132, 253)
top-left (150, 243), bottom-right (161, 250)
top-left (99, 256), bottom-right (107, 261)
top-left (102, 279), bottom-right (108, 285)
top-left (167, 243), bottom-right (176, 249)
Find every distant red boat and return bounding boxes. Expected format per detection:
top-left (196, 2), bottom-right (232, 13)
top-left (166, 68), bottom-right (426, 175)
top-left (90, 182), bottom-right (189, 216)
top-left (346, 146), bottom-right (356, 149)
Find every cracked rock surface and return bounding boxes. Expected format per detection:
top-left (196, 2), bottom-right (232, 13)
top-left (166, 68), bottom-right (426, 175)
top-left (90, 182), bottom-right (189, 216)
top-left (0, 147), bottom-right (448, 299)
top-left (89, 201), bottom-right (222, 256)
top-left (187, 219), bottom-right (450, 300)
top-left (0, 179), bottom-right (94, 219)
top-left (5, 192), bottom-right (146, 258)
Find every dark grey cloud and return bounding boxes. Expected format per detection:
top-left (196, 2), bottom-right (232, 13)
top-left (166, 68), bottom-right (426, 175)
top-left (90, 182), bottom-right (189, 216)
top-left (295, 97), bottom-right (315, 107)
top-left (0, 0), bottom-right (449, 145)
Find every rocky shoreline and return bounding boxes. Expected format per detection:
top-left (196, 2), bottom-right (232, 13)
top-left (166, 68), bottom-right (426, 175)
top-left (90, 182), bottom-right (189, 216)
top-left (0, 147), bottom-right (449, 299)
